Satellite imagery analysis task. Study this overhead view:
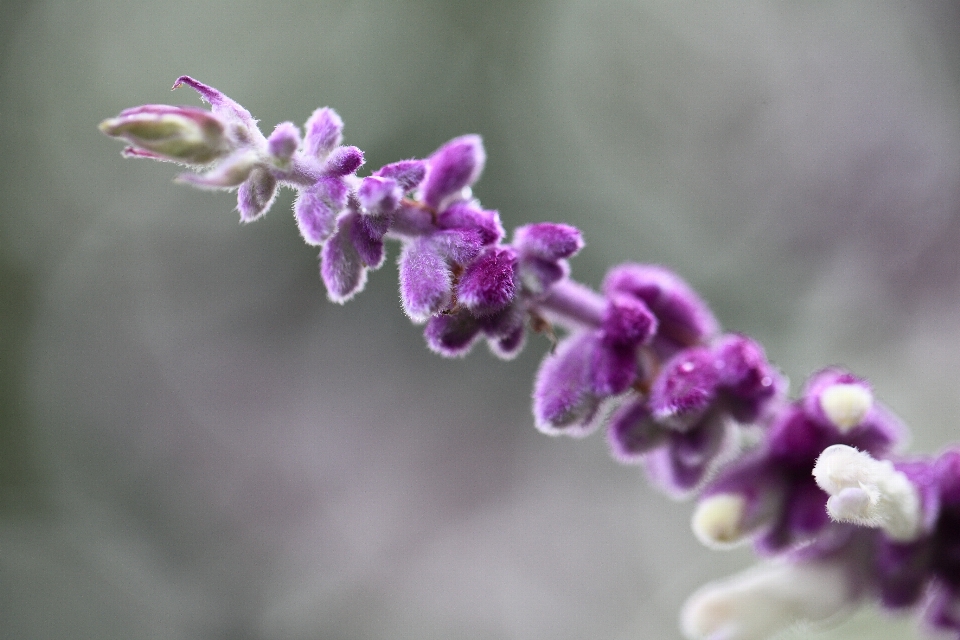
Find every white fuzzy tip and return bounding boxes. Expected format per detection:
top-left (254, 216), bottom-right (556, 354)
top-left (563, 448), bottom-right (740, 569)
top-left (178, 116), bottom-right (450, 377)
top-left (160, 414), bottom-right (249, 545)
top-left (813, 444), bottom-right (922, 542)
top-left (692, 494), bottom-right (749, 549)
top-left (680, 561), bottom-right (851, 640)
top-left (819, 383), bottom-right (872, 431)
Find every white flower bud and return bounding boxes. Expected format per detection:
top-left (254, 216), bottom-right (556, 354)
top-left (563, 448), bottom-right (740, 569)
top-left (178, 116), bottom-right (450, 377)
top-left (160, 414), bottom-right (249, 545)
top-left (819, 383), bottom-right (872, 431)
top-left (692, 494), bottom-right (749, 549)
top-left (813, 444), bottom-right (923, 542)
top-left (681, 561), bottom-right (851, 640)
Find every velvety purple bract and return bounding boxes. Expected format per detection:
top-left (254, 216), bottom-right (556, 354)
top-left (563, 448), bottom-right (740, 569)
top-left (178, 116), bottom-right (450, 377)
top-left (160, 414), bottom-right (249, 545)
top-left (374, 159), bottom-right (427, 192)
top-left (649, 347), bottom-right (719, 429)
top-left (424, 310), bottom-right (482, 357)
top-left (601, 294), bottom-right (657, 347)
top-left (172, 76), bottom-right (259, 132)
top-left (324, 146), bottom-right (364, 177)
top-left (267, 121), bottom-right (300, 163)
top-left (756, 477), bottom-right (834, 553)
top-left (427, 229), bottom-right (484, 266)
top-left (487, 324), bottom-right (525, 360)
top-left (358, 176), bottom-right (401, 217)
top-left (437, 203), bottom-right (504, 246)
top-left (315, 206), bottom-right (387, 303)
top-left (608, 398), bottom-right (668, 462)
top-left (603, 263), bottom-right (718, 351)
top-left (237, 167), bottom-right (278, 223)
top-left (420, 135), bottom-right (486, 209)
top-left (399, 239), bottom-right (453, 322)
top-left (533, 332), bottom-right (602, 436)
top-left (303, 107), bottom-right (344, 159)
top-left (512, 223), bottom-right (583, 295)
top-left (294, 177), bottom-right (348, 245)
top-left (387, 201), bottom-right (435, 236)
top-left (457, 247), bottom-right (518, 316)
top-left (514, 223), bottom-right (584, 261)
top-left (517, 257), bottom-right (569, 294)
top-left (937, 450), bottom-right (960, 505)
top-left (349, 212), bottom-right (386, 269)
top-left (477, 304), bottom-right (527, 360)
top-left (321, 213), bottom-right (367, 303)
top-left (645, 413), bottom-right (727, 496)
top-left (713, 334), bottom-right (784, 423)
top-left (589, 342), bottom-right (639, 396)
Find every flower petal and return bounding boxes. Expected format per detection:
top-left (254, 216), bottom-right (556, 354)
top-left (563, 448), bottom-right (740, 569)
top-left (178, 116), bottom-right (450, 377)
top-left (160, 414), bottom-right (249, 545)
top-left (320, 212), bottom-right (367, 303)
top-left (398, 238), bottom-right (452, 322)
top-left (303, 107), bottom-right (343, 159)
top-left (420, 135), bottom-right (486, 209)
top-left (533, 332), bottom-right (602, 436)
top-left (294, 177), bottom-right (349, 245)
top-left (457, 247), bottom-right (517, 316)
top-left (237, 167), bottom-right (278, 223)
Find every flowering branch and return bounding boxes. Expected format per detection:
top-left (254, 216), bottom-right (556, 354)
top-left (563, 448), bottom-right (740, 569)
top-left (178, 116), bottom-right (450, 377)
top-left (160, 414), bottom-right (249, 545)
top-left (100, 77), bottom-right (960, 640)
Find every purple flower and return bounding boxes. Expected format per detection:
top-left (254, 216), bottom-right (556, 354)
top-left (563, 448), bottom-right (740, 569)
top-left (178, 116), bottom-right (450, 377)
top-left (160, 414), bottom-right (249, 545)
top-left (603, 263), bottom-right (719, 357)
top-left (374, 159), bottom-right (427, 192)
top-left (692, 368), bottom-right (906, 553)
top-left (399, 230), bottom-right (482, 322)
top-left (532, 291), bottom-right (658, 435)
top-left (608, 334), bottom-right (783, 496)
top-left (530, 265), bottom-right (782, 496)
top-left (811, 446), bottom-right (960, 633)
top-left (101, 77), bottom-right (371, 237)
top-left (649, 347), bottom-right (719, 429)
top-left (712, 333), bottom-right (784, 424)
top-left (236, 167), bottom-right (279, 223)
top-left (422, 295), bottom-right (527, 360)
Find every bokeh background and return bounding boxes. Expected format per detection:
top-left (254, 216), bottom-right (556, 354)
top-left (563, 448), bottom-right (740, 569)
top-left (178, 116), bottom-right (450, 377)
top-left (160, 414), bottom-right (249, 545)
top-left (2, 1), bottom-right (960, 638)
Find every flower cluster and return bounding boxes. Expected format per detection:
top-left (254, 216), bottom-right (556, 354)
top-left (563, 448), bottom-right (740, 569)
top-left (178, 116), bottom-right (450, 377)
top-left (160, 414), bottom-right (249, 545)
top-left (531, 265), bottom-right (786, 496)
top-left (100, 78), bottom-right (960, 640)
top-left (812, 445), bottom-right (960, 635)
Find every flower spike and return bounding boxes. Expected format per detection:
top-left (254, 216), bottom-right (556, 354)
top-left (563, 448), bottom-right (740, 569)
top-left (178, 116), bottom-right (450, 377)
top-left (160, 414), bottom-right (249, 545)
top-left (101, 76), bottom-right (960, 640)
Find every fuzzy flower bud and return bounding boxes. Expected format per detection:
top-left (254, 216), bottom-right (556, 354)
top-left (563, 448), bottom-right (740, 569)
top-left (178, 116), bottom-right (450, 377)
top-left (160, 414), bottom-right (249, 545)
top-left (266, 121), bottom-right (301, 165)
top-left (813, 444), bottom-right (923, 542)
top-left (803, 370), bottom-right (875, 433)
top-left (692, 494), bottom-right (751, 549)
top-left (420, 135), bottom-right (486, 209)
top-left (99, 104), bottom-right (229, 164)
top-left (819, 383), bottom-right (873, 431)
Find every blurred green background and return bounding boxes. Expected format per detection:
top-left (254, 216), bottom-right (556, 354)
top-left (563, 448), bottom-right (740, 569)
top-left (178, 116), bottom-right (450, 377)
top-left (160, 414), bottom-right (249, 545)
top-left (2, 1), bottom-right (960, 638)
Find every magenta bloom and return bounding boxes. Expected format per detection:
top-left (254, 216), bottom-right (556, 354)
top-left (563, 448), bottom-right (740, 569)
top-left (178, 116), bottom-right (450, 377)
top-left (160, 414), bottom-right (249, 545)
top-left (609, 334), bottom-right (784, 495)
